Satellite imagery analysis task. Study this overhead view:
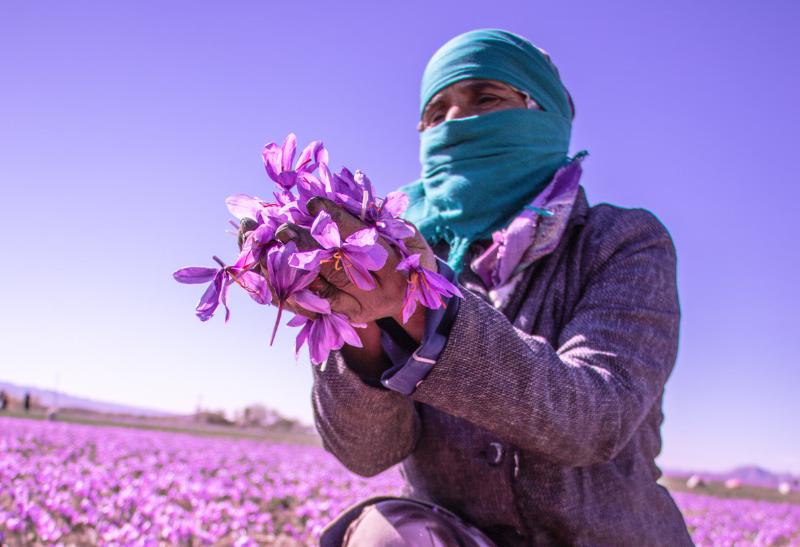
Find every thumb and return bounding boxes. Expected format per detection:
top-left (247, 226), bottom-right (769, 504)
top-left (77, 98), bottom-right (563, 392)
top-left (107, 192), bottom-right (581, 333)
top-left (402, 223), bottom-right (437, 271)
top-left (306, 196), bottom-right (366, 240)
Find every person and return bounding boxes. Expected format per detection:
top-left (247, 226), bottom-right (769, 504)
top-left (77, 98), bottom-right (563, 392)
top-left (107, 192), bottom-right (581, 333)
top-left (0, 390), bottom-right (7, 411)
top-left (23, 391), bottom-right (31, 413)
top-left (242, 29), bottom-right (691, 546)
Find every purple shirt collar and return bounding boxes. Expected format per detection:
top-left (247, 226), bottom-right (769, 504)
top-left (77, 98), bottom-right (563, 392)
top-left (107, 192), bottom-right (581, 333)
top-left (470, 156), bottom-right (585, 299)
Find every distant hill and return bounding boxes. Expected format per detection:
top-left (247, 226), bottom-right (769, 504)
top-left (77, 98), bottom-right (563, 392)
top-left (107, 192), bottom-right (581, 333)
top-left (714, 465), bottom-right (798, 488)
top-left (667, 465), bottom-right (799, 489)
top-left (0, 380), bottom-right (177, 417)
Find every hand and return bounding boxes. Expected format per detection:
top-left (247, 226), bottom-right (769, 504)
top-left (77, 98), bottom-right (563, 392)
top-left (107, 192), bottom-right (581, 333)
top-left (274, 196), bottom-right (435, 328)
top-left (237, 217), bottom-right (260, 252)
top-left (236, 216), bottom-right (316, 319)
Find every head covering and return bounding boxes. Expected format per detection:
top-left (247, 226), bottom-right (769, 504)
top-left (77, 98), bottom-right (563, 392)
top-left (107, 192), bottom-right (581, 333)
top-left (419, 29), bottom-right (574, 120)
top-left (400, 29), bottom-right (578, 273)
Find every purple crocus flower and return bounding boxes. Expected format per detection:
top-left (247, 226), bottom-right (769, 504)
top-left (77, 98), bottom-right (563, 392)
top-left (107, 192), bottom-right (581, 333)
top-left (173, 256), bottom-right (269, 322)
top-left (396, 253), bottom-right (463, 323)
top-left (224, 194), bottom-right (270, 221)
top-left (286, 291), bottom-right (364, 366)
top-left (333, 168), bottom-right (375, 220)
top-left (334, 171), bottom-right (414, 243)
top-left (265, 242), bottom-right (317, 345)
top-left (373, 191), bottom-right (415, 243)
top-left (295, 162), bottom-right (337, 204)
top-left (234, 204), bottom-right (285, 268)
top-left (289, 210), bottom-right (388, 290)
top-left (266, 189), bottom-right (315, 229)
top-left (262, 133), bottom-right (328, 191)
top-left (173, 259), bottom-right (232, 322)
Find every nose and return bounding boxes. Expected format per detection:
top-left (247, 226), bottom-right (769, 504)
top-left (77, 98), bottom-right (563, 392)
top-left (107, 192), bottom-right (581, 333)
top-left (444, 102), bottom-right (476, 122)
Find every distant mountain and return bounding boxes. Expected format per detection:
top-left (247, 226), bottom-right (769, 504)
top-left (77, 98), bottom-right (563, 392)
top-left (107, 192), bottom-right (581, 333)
top-left (0, 380), bottom-right (178, 417)
top-left (718, 465), bottom-right (798, 488)
top-left (668, 465), bottom-right (799, 488)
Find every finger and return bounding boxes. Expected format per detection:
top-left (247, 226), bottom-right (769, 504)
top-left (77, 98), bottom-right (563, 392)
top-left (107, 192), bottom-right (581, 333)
top-left (308, 275), bottom-right (334, 298)
top-left (319, 260), bottom-right (351, 290)
top-left (401, 223), bottom-right (437, 271)
top-left (307, 196), bottom-right (366, 240)
top-left (237, 217), bottom-right (259, 250)
top-left (284, 294), bottom-right (316, 319)
top-left (401, 223), bottom-right (427, 251)
top-left (271, 220), bottom-right (349, 292)
top-left (285, 278), bottom-right (357, 320)
top-left (275, 223), bottom-right (319, 251)
top-left (270, 223), bottom-right (354, 305)
top-left (326, 290), bottom-right (364, 322)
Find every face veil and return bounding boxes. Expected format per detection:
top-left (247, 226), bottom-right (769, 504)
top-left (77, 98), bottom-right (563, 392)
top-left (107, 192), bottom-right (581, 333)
top-left (400, 29), bottom-right (577, 274)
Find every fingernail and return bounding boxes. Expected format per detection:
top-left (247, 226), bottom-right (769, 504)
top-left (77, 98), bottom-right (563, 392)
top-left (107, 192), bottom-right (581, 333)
top-left (240, 217), bottom-right (258, 230)
top-left (275, 223), bottom-right (299, 243)
top-left (307, 196), bottom-right (330, 216)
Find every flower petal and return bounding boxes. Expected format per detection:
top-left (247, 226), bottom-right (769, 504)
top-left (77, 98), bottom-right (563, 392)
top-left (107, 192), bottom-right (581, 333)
top-left (424, 269), bottom-right (463, 299)
top-left (354, 170), bottom-right (375, 202)
top-left (295, 140), bottom-right (327, 172)
top-left (276, 171), bottom-right (297, 190)
top-left (308, 318), bottom-right (336, 364)
top-left (318, 163), bottom-right (337, 197)
top-left (281, 133), bottom-right (297, 173)
top-left (345, 240), bottom-right (388, 271)
top-left (401, 283), bottom-right (419, 324)
top-left (262, 142), bottom-right (282, 181)
top-left (344, 227), bottom-right (378, 248)
top-left (293, 289), bottom-right (331, 314)
top-left (289, 249), bottom-right (330, 272)
top-left (287, 316), bottom-right (310, 359)
top-left (334, 168), bottom-right (360, 201)
top-left (328, 313), bottom-right (363, 348)
top-left (196, 272), bottom-right (224, 321)
top-left (396, 253), bottom-right (421, 272)
top-left (287, 314), bottom-right (308, 327)
top-left (173, 267), bottom-right (218, 284)
top-left (383, 191), bottom-right (409, 217)
top-left (309, 210), bottom-right (341, 249)
top-left (266, 244), bottom-right (292, 299)
top-left (225, 194), bottom-right (265, 220)
top-left (220, 278), bottom-right (232, 322)
top-left (376, 218), bottom-right (415, 240)
top-left (343, 260), bottom-right (377, 290)
top-left (233, 271), bottom-right (270, 305)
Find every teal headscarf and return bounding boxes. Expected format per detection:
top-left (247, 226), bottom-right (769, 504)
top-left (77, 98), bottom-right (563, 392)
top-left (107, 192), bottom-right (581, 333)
top-left (400, 29), bottom-right (577, 273)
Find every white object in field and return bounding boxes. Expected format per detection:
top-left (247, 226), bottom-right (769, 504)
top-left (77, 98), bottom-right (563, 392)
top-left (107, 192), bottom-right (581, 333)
top-left (724, 478), bottom-right (742, 490)
top-left (686, 475), bottom-right (705, 489)
top-left (778, 482), bottom-right (792, 495)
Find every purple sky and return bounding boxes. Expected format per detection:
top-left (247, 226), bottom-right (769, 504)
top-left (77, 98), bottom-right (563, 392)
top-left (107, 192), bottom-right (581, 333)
top-left (1, 1), bottom-right (798, 473)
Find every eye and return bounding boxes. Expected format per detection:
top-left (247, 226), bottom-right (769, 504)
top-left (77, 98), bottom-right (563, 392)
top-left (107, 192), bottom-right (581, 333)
top-left (425, 111), bottom-right (445, 126)
top-left (476, 94), bottom-right (502, 105)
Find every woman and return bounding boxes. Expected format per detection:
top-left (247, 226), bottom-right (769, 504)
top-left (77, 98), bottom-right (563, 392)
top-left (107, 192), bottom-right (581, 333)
top-left (247, 29), bottom-right (692, 546)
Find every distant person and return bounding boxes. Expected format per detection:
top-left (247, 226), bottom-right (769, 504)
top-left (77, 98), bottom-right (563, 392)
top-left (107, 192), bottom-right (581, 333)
top-left (23, 391), bottom-right (31, 412)
top-left (240, 29), bottom-right (690, 546)
top-left (0, 390), bottom-right (7, 411)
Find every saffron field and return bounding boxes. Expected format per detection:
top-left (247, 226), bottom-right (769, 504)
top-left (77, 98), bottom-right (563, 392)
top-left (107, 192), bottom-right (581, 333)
top-left (1, 417), bottom-right (798, 546)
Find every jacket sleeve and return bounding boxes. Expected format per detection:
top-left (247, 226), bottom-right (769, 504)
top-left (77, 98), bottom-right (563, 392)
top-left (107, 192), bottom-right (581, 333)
top-left (311, 351), bottom-right (421, 477)
top-left (409, 209), bottom-right (681, 467)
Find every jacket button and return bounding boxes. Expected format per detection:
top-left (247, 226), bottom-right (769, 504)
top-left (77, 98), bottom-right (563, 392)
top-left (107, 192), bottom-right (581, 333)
top-left (487, 442), bottom-right (504, 466)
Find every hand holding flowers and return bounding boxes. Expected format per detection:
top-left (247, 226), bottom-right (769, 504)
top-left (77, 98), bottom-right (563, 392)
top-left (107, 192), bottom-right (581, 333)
top-left (174, 133), bottom-right (462, 365)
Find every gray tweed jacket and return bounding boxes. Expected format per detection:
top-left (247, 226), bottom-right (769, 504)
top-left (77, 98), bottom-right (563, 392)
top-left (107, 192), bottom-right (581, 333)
top-left (312, 186), bottom-right (693, 546)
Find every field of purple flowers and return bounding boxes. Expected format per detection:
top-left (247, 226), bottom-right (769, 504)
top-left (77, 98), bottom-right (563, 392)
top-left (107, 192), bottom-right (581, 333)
top-left (1, 416), bottom-right (798, 546)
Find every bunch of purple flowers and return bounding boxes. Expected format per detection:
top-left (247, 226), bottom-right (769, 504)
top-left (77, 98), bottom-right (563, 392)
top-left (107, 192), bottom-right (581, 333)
top-left (174, 134), bottom-right (462, 365)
